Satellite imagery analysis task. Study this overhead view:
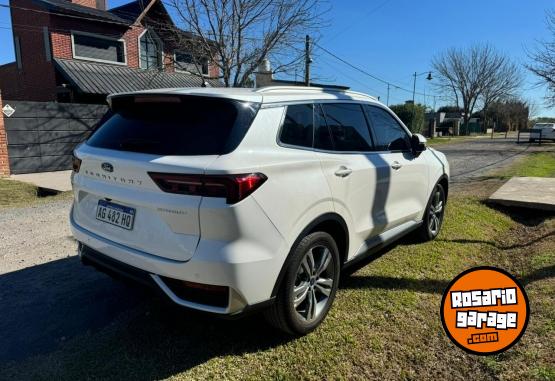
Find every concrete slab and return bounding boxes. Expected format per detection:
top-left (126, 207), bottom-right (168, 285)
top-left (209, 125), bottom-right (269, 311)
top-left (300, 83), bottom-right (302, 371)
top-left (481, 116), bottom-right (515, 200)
top-left (8, 170), bottom-right (72, 192)
top-left (489, 177), bottom-right (555, 211)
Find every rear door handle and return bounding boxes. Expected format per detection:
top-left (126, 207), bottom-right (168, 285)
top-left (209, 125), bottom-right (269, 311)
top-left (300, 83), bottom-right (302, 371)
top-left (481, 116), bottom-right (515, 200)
top-left (391, 161), bottom-right (402, 170)
top-left (334, 166), bottom-right (352, 177)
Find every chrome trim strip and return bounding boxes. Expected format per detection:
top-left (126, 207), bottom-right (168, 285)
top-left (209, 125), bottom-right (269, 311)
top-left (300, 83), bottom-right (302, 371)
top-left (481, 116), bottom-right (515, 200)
top-left (150, 274), bottom-right (230, 314)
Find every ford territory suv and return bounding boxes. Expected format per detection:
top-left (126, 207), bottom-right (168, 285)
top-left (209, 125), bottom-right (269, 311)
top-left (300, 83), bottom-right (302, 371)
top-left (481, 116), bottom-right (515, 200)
top-left (70, 86), bottom-right (449, 334)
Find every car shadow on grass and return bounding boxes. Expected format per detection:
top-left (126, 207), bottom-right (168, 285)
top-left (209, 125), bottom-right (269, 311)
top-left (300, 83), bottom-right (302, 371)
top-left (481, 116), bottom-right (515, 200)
top-left (0, 255), bottom-right (293, 380)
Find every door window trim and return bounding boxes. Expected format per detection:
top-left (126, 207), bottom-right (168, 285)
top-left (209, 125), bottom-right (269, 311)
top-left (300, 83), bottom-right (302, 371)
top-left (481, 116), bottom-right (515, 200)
top-left (363, 104), bottom-right (413, 154)
top-left (318, 102), bottom-right (377, 154)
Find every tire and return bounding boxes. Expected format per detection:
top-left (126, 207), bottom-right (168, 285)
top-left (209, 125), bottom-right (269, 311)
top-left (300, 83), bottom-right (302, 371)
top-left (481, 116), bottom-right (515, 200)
top-left (264, 232), bottom-right (340, 335)
top-left (415, 183), bottom-right (446, 242)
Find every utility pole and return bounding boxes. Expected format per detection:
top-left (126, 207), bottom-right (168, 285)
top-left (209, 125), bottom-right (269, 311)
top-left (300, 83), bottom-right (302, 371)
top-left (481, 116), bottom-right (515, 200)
top-left (412, 72), bottom-right (417, 105)
top-left (305, 35), bottom-right (311, 86)
top-left (386, 83), bottom-right (390, 106)
top-left (411, 72), bottom-right (417, 130)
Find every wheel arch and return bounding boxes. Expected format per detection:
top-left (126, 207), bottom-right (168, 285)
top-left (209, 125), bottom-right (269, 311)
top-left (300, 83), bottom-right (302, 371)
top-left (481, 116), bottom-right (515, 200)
top-left (437, 174), bottom-right (449, 202)
top-left (270, 213), bottom-right (349, 298)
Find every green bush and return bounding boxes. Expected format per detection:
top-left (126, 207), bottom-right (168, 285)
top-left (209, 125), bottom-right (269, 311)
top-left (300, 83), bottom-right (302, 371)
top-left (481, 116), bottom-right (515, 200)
top-left (389, 103), bottom-right (426, 133)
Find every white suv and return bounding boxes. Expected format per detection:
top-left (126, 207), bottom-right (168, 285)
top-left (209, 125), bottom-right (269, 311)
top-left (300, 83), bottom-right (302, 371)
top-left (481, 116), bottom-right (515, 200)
top-left (530, 123), bottom-right (555, 142)
top-left (70, 86), bottom-right (449, 334)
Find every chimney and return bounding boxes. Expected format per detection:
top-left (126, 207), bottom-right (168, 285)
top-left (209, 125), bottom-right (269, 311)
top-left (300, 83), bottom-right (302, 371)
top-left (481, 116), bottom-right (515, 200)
top-left (255, 59), bottom-right (273, 88)
top-left (68, 0), bottom-right (106, 9)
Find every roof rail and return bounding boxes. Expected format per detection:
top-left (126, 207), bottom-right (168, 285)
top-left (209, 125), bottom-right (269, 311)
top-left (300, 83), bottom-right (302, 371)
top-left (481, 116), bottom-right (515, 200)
top-left (255, 86), bottom-right (378, 101)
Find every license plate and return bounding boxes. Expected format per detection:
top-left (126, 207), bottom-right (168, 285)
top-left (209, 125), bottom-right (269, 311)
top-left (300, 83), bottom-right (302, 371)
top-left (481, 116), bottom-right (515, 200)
top-left (96, 200), bottom-right (135, 230)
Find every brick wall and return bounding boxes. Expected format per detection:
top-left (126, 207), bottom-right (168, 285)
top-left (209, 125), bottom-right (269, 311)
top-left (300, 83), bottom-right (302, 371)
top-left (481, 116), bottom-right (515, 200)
top-left (0, 63), bottom-right (24, 100)
top-left (6, 0), bottom-right (57, 101)
top-left (0, 92), bottom-right (11, 176)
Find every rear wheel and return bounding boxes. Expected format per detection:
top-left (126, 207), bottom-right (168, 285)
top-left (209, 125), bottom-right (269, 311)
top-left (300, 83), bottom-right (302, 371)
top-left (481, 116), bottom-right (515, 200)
top-left (416, 183), bottom-right (446, 241)
top-left (265, 232), bottom-right (340, 335)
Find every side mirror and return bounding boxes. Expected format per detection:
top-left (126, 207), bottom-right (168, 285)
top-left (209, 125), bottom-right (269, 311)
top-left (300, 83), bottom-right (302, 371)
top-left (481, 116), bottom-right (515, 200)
top-left (411, 133), bottom-right (427, 155)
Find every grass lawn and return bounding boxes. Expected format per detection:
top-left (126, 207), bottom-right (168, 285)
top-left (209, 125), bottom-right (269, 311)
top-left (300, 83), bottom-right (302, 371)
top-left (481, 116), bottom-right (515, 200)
top-left (426, 136), bottom-right (475, 147)
top-left (493, 151), bottom-right (555, 179)
top-left (0, 178), bottom-right (71, 208)
top-left (2, 154), bottom-right (554, 380)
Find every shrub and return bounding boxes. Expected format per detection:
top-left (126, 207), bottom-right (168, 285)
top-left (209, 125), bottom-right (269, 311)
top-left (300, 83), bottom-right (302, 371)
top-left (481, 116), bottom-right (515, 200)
top-left (389, 103), bottom-right (427, 133)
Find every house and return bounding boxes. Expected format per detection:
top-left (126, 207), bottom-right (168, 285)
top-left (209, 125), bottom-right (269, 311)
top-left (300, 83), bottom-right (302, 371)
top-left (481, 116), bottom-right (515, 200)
top-left (0, 0), bottom-right (221, 103)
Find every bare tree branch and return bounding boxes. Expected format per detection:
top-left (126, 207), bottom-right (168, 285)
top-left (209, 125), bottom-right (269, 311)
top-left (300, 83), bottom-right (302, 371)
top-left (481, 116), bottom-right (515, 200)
top-left (432, 44), bottom-right (522, 129)
top-left (526, 10), bottom-right (555, 107)
top-left (157, 0), bottom-right (328, 87)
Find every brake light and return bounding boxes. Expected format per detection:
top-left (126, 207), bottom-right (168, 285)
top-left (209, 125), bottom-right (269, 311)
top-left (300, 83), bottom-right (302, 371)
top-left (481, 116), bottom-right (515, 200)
top-left (148, 172), bottom-right (267, 204)
top-left (72, 155), bottom-right (82, 173)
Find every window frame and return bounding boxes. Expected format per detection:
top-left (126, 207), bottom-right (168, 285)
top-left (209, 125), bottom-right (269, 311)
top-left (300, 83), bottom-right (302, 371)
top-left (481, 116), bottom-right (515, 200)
top-left (318, 101), bottom-right (376, 154)
top-left (138, 29), bottom-right (163, 70)
top-left (363, 104), bottom-right (413, 153)
top-left (71, 30), bottom-right (127, 66)
top-left (276, 103), bottom-right (315, 150)
top-left (174, 50), bottom-right (209, 76)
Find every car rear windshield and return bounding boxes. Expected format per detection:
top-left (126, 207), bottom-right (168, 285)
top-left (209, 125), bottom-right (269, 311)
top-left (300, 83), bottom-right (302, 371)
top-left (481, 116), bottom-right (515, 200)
top-left (87, 95), bottom-right (259, 156)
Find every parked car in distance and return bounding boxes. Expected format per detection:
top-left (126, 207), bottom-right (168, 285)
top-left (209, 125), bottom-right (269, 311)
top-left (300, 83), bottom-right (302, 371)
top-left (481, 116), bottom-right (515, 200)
top-left (70, 86), bottom-right (450, 335)
top-left (530, 123), bottom-right (555, 142)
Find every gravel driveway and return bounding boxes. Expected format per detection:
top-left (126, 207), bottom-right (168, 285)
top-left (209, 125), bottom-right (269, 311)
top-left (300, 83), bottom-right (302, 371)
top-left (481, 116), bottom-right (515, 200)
top-left (0, 138), bottom-right (551, 364)
top-left (437, 137), bottom-right (547, 184)
top-left (0, 200), bottom-right (148, 362)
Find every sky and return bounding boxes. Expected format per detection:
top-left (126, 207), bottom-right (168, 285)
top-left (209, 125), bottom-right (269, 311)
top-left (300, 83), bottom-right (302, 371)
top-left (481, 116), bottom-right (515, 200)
top-left (0, 0), bottom-right (554, 116)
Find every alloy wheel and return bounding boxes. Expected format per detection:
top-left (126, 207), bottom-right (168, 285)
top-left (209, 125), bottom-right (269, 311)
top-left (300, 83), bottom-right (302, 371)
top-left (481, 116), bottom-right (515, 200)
top-left (292, 245), bottom-right (335, 322)
top-left (428, 186), bottom-right (444, 236)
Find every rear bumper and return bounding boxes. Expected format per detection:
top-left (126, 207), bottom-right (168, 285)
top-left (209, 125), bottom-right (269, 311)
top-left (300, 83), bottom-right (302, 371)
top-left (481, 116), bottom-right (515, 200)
top-left (70, 206), bottom-right (288, 315)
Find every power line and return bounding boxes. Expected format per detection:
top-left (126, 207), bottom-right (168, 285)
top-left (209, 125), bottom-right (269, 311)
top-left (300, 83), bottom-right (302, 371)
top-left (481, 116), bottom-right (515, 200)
top-left (0, 3), bottom-right (133, 25)
top-left (314, 42), bottom-right (447, 99)
top-left (326, 0), bottom-right (394, 43)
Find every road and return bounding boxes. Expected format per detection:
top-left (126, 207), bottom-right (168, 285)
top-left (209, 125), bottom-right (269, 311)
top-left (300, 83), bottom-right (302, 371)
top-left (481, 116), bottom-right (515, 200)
top-left (0, 138), bottom-right (551, 364)
top-left (436, 137), bottom-right (546, 184)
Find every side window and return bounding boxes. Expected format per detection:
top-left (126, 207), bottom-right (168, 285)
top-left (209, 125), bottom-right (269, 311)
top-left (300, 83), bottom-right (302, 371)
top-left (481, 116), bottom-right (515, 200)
top-left (365, 106), bottom-right (411, 151)
top-left (279, 104), bottom-right (314, 148)
top-left (314, 104), bottom-right (333, 150)
top-left (321, 103), bottom-right (373, 152)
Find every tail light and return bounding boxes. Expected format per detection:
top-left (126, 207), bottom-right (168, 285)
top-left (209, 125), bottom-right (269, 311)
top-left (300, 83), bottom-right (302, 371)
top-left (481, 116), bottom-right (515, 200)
top-left (148, 172), bottom-right (267, 204)
top-left (72, 155), bottom-right (82, 173)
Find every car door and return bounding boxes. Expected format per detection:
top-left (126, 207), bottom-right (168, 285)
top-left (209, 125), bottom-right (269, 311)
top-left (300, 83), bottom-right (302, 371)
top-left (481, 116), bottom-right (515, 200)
top-left (363, 105), bottom-right (429, 230)
top-left (315, 103), bottom-right (386, 251)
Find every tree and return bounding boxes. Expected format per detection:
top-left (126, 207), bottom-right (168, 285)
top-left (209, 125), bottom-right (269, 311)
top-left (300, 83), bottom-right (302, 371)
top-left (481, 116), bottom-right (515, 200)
top-left (487, 99), bottom-right (530, 131)
top-left (432, 44), bottom-right (522, 128)
top-left (437, 105), bottom-right (463, 114)
top-left (527, 10), bottom-right (555, 106)
top-left (164, 0), bottom-right (328, 87)
top-left (390, 103), bottom-right (427, 133)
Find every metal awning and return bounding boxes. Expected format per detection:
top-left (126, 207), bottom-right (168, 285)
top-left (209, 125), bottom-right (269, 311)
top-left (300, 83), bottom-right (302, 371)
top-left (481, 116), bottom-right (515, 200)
top-left (55, 59), bottom-right (222, 95)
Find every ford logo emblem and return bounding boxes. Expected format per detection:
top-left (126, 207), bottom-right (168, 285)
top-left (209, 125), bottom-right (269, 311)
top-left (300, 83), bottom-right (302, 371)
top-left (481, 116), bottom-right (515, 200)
top-left (101, 162), bottom-right (114, 172)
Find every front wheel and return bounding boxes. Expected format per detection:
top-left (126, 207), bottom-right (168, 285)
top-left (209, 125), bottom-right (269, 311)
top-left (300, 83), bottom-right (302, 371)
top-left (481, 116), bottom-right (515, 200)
top-left (264, 232), bottom-right (340, 335)
top-left (416, 183), bottom-right (446, 241)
